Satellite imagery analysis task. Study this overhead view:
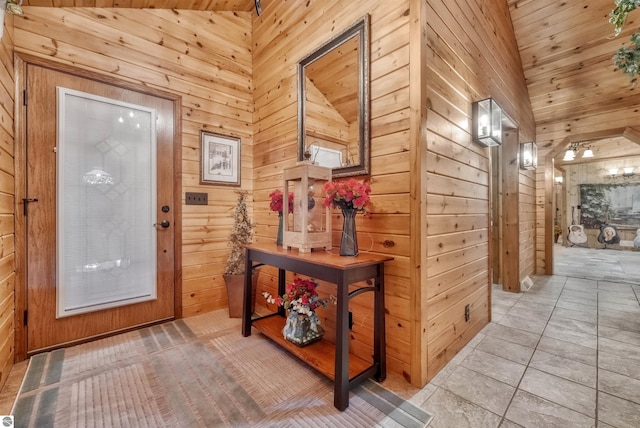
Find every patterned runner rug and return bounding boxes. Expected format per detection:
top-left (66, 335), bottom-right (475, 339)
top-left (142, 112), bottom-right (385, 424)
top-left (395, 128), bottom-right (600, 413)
top-left (12, 310), bottom-right (433, 427)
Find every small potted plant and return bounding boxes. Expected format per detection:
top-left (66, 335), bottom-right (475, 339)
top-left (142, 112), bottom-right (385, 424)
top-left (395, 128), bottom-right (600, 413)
top-left (223, 191), bottom-right (260, 318)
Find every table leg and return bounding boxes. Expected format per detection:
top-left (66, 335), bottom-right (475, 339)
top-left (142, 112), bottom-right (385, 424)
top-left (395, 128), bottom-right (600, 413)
top-left (277, 268), bottom-right (286, 317)
top-left (374, 264), bottom-right (386, 381)
top-left (334, 276), bottom-right (350, 410)
top-left (241, 250), bottom-right (253, 337)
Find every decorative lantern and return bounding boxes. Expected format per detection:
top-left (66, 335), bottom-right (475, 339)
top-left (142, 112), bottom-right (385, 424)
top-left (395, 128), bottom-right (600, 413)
top-left (520, 141), bottom-right (538, 170)
top-left (472, 98), bottom-right (503, 146)
top-left (282, 163), bottom-right (332, 252)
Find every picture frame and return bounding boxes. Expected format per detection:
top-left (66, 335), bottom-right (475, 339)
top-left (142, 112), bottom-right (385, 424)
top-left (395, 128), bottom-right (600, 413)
top-left (200, 131), bottom-right (241, 186)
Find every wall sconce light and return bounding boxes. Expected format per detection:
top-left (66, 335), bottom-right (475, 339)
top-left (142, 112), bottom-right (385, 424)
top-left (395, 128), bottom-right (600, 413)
top-left (562, 148), bottom-right (575, 161)
top-left (607, 167), bottom-right (637, 179)
top-left (520, 141), bottom-right (538, 170)
top-left (562, 142), bottom-right (595, 161)
top-left (472, 98), bottom-right (502, 146)
top-left (554, 176), bottom-right (563, 184)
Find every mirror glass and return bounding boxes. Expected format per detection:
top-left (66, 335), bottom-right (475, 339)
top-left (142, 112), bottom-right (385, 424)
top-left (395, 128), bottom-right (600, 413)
top-left (298, 15), bottom-right (370, 177)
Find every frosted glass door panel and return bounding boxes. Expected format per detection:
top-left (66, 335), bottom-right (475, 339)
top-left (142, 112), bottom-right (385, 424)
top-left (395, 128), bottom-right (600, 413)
top-left (56, 87), bottom-right (157, 318)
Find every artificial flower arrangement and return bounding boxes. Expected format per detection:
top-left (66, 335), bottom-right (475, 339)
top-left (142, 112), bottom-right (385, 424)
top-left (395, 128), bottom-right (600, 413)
top-left (322, 178), bottom-right (372, 215)
top-left (263, 277), bottom-right (327, 315)
top-left (263, 277), bottom-right (328, 345)
top-left (269, 189), bottom-right (294, 213)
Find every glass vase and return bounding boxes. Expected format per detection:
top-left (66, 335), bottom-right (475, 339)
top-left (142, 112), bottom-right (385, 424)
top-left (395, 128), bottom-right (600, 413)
top-left (282, 311), bottom-right (324, 346)
top-left (276, 211), bottom-right (283, 246)
top-left (340, 208), bottom-right (359, 256)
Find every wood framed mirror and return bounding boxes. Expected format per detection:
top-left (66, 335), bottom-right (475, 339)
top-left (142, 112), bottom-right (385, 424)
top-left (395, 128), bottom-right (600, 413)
top-left (297, 14), bottom-right (370, 178)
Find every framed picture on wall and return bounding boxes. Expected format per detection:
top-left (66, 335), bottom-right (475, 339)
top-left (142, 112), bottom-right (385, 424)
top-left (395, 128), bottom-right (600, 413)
top-left (200, 131), bottom-right (241, 186)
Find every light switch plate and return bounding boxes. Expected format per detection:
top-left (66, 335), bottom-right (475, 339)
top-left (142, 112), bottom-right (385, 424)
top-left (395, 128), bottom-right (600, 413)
top-left (185, 192), bottom-right (208, 205)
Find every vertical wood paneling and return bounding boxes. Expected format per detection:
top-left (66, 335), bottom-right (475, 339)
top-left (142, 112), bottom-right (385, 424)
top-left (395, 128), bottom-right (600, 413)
top-left (14, 7), bottom-right (253, 320)
top-left (0, 14), bottom-right (15, 391)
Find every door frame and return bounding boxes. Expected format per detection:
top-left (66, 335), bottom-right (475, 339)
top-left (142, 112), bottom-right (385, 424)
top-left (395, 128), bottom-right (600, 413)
top-left (14, 54), bottom-right (183, 362)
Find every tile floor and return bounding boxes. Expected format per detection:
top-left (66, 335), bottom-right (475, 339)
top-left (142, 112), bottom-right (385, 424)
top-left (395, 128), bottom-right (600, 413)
top-left (401, 244), bottom-right (640, 427)
top-left (1, 245), bottom-right (639, 427)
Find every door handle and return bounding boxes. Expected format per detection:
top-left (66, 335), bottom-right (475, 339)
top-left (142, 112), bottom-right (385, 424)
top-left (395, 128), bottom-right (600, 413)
top-left (155, 220), bottom-right (170, 229)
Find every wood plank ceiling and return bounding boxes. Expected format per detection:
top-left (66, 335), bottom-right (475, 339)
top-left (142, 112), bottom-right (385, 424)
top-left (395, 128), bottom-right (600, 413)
top-left (20, 0), bottom-right (640, 162)
top-left (20, 0), bottom-right (255, 10)
top-left (507, 0), bottom-right (640, 163)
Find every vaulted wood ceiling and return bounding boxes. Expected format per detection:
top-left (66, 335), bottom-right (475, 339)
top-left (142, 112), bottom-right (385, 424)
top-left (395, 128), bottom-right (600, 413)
top-left (509, 0), bottom-right (640, 161)
top-left (19, 0), bottom-right (640, 160)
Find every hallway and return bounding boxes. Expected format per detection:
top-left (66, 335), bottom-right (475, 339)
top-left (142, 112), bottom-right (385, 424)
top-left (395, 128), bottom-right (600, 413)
top-left (402, 245), bottom-right (640, 427)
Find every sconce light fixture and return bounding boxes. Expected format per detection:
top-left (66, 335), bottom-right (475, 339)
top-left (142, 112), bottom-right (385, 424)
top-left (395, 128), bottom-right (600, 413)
top-left (609, 166), bottom-right (638, 179)
top-left (562, 148), bottom-right (575, 161)
top-left (554, 176), bottom-right (563, 184)
top-left (472, 98), bottom-right (502, 146)
top-left (520, 141), bottom-right (538, 170)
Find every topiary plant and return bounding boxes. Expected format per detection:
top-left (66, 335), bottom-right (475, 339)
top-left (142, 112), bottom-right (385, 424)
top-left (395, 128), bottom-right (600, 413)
top-left (223, 191), bottom-right (255, 275)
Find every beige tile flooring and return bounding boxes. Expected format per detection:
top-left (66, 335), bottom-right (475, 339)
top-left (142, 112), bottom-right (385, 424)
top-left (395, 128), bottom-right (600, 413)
top-left (395, 244), bottom-right (640, 427)
top-left (1, 244), bottom-right (639, 427)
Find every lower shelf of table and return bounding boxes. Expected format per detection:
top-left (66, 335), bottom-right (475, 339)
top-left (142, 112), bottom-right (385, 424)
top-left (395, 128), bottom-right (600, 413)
top-left (251, 315), bottom-right (373, 381)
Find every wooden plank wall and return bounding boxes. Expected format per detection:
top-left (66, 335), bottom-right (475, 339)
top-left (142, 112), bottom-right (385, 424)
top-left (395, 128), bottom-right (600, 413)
top-left (520, 168), bottom-right (536, 279)
top-left (6, 0), bottom-right (540, 389)
top-left (253, 0), bottom-right (537, 386)
top-left (425, 0), bottom-right (536, 380)
top-left (251, 0), bottom-right (415, 381)
top-left (0, 15), bottom-right (15, 392)
top-left (14, 8), bottom-right (254, 317)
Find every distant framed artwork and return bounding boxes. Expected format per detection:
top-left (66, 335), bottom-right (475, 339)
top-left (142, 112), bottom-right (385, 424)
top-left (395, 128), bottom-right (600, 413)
top-left (579, 183), bottom-right (640, 228)
top-left (200, 131), bottom-right (241, 186)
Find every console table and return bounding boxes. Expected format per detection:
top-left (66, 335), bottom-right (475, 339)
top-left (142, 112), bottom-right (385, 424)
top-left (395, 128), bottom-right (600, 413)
top-left (241, 243), bottom-right (393, 410)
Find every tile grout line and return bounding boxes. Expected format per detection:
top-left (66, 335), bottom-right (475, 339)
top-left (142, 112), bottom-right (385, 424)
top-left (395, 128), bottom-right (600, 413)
top-left (595, 278), bottom-right (600, 428)
top-left (497, 276), bottom-right (567, 427)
